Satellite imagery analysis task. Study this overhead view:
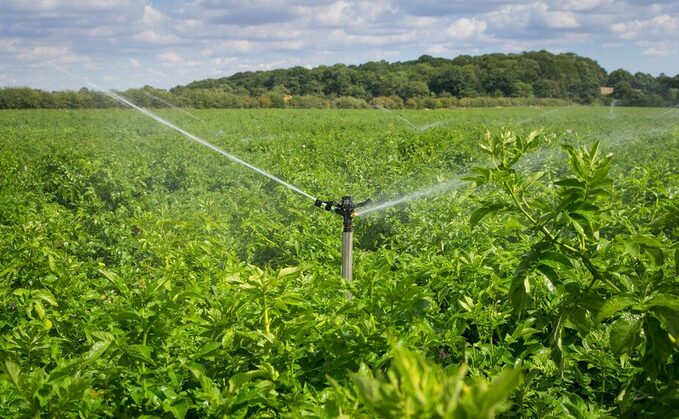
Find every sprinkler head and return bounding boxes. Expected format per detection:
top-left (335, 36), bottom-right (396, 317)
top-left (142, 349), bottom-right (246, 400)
top-left (314, 195), bottom-right (372, 231)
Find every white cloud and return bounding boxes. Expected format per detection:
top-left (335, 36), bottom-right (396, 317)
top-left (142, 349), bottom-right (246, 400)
top-left (4, 0), bottom-right (143, 12)
top-left (142, 5), bottom-right (167, 26)
top-left (311, 0), bottom-right (395, 27)
top-left (314, 1), bottom-right (351, 26)
top-left (447, 17), bottom-right (487, 39)
top-left (558, 0), bottom-right (612, 12)
top-left (548, 10), bottom-right (579, 28)
top-left (132, 30), bottom-right (180, 44)
top-left (26, 45), bottom-right (90, 65)
top-left (488, 2), bottom-right (579, 30)
top-left (642, 46), bottom-right (673, 56)
top-left (611, 14), bottom-right (678, 40)
top-left (326, 29), bottom-right (414, 48)
top-left (157, 51), bottom-right (184, 64)
top-left (218, 40), bottom-right (253, 53)
top-left (426, 44), bottom-right (450, 55)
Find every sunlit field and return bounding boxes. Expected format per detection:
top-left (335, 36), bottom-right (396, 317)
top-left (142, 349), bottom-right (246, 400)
top-left (1, 106), bottom-right (677, 417)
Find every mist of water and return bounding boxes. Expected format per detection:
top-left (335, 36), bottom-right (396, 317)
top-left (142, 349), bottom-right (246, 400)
top-left (609, 100), bottom-right (618, 119)
top-left (359, 104), bottom-right (679, 216)
top-left (356, 177), bottom-right (467, 216)
top-left (651, 105), bottom-right (679, 119)
top-left (376, 105), bottom-right (419, 130)
top-left (359, 108), bottom-right (562, 216)
top-left (10, 44), bottom-right (316, 202)
top-left (516, 107), bottom-right (561, 125)
top-left (375, 105), bottom-right (460, 132)
top-left (142, 91), bottom-right (205, 123)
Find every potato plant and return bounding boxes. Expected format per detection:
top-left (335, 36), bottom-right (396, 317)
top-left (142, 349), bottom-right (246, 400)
top-left (0, 107), bottom-right (677, 417)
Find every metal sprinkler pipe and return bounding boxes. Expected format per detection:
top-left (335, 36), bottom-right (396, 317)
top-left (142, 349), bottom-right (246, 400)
top-left (314, 195), bottom-right (372, 281)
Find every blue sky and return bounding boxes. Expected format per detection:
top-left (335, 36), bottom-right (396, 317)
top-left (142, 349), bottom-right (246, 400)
top-left (1, 0), bottom-right (678, 90)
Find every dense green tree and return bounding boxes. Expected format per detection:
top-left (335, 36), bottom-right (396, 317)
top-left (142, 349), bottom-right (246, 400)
top-left (607, 69), bottom-right (634, 87)
top-left (429, 66), bottom-right (469, 97)
top-left (2, 51), bottom-right (677, 109)
top-left (511, 81), bottom-right (534, 97)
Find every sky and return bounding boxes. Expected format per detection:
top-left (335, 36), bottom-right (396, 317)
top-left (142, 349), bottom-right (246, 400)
top-left (1, 0), bottom-right (678, 91)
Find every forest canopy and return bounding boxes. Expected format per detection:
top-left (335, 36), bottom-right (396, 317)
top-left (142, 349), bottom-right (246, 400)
top-left (2, 51), bottom-right (678, 109)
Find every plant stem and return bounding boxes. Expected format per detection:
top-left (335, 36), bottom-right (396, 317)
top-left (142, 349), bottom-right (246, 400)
top-left (504, 182), bottom-right (620, 293)
top-left (263, 296), bottom-right (271, 336)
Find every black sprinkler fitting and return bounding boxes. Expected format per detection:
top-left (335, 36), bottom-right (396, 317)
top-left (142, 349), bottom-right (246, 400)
top-left (314, 195), bottom-right (372, 231)
top-left (314, 198), bottom-right (334, 211)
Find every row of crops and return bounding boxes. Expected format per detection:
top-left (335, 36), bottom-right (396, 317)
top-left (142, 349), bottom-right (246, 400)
top-left (0, 107), bottom-right (678, 417)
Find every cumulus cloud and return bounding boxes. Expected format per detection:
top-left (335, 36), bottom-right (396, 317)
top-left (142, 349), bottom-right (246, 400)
top-left (447, 18), bottom-right (488, 39)
top-left (395, 0), bottom-right (514, 16)
top-left (157, 51), bottom-right (184, 64)
top-left (557, 0), bottom-right (613, 12)
top-left (642, 46), bottom-right (673, 56)
top-left (487, 2), bottom-right (579, 31)
top-left (611, 14), bottom-right (678, 40)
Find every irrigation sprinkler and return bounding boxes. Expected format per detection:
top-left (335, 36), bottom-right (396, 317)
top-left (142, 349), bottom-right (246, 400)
top-left (315, 196), bottom-right (372, 281)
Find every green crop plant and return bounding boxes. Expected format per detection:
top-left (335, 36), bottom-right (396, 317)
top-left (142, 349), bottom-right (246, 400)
top-left (0, 107), bottom-right (677, 416)
top-left (467, 129), bottom-right (679, 415)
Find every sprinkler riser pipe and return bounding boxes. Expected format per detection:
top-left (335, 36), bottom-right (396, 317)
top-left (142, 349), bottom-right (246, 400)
top-left (342, 230), bottom-right (353, 281)
top-left (313, 195), bottom-right (371, 283)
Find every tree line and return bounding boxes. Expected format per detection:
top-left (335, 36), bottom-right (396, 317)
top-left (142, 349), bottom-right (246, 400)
top-left (1, 51), bottom-right (678, 109)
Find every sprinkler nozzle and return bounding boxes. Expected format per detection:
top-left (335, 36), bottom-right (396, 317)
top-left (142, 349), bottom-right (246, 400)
top-left (314, 198), bottom-right (334, 211)
top-left (313, 195), bottom-right (372, 230)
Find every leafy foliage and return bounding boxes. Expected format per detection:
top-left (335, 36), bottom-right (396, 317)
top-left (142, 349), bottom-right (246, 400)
top-left (0, 107), bottom-right (677, 417)
top-left (353, 347), bottom-right (521, 418)
top-left (467, 128), bottom-right (679, 415)
top-left (4, 51), bottom-right (679, 109)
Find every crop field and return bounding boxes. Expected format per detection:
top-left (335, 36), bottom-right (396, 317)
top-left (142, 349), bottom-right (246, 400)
top-left (0, 106), bottom-right (678, 417)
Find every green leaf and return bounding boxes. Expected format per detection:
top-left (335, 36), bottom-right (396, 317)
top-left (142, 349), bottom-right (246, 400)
top-left (482, 367), bottom-right (522, 409)
top-left (194, 341), bottom-right (222, 359)
top-left (597, 295), bottom-right (637, 322)
top-left (34, 301), bottom-right (46, 320)
top-left (229, 366), bottom-right (272, 388)
top-left (554, 178), bottom-right (585, 188)
top-left (644, 246), bottom-right (665, 266)
top-left (469, 202), bottom-right (505, 229)
top-left (277, 266), bottom-right (301, 278)
top-left (550, 313), bottom-right (565, 370)
top-left (48, 254), bottom-right (57, 272)
top-left (128, 344), bottom-right (154, 365)
top-left (539, 252), bottom-right (574, 268)
top-left (537, 264), bottom-right (559, 285)
top-left (569, 307), bottom-right (594, 335)
top-left (163, 398), bottom-right (190, 419)
top-left (610, 314), bottom-right (642, 357)
top-left (34, 289), bottom-right (58, 306)
top-left (2, 360), bottom-right (21, 390)
top-left (85, 339), bottom-right (112, 364)
top-left (642, 317), bottom-right (673, 378)
top-left (509, 275), bottom-right (530, 315)
top-left (647, 294), bottom-right (679, 313)
top-left (570, 216), bottom-right (587, 239)
top-left (631, 234), bottom-right (664, 248)
top-left (621, 239), bottom-right (641, 258)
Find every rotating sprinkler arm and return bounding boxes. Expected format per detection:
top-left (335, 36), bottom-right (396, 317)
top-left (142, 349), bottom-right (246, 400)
top-left (315, 196), bottom-right (373, 230)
